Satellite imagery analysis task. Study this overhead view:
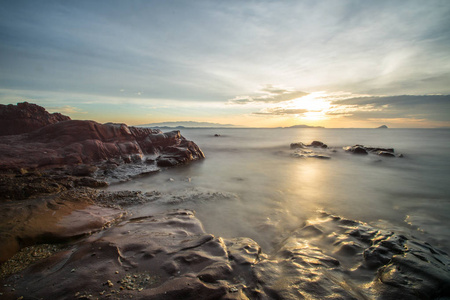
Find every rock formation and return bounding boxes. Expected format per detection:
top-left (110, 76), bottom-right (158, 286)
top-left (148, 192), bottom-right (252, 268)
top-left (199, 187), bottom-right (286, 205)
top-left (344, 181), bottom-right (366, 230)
top-left (0, 102), bottom-right (71, 136)
top-left (0, 103), bottom-right (205, 176)
top-left (344, 145), bottom-right (399, 157)
top-left (1, 199), bottom-right (449, 299)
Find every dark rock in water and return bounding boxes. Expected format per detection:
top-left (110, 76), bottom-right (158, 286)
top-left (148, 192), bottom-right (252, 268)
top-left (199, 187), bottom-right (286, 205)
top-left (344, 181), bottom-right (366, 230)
top-left (156, 140), bottom-right (205, 168)
top-left (377, 125), bottom-right (388, 129)
top-left (214, 134), bottom-right (221, 137)
top-left (291, 141), bottom-right (328, 149)
top-left (0, 102), bottom-right (71, 136)
top-left (290, 141), bottom-right (331, 159)
top-left (290, 142), bottom-right (306, 149)
top-left (344, 145), bottom-right (369, 155)
top-left (377, 151), bottom-right (396, 157)
top-left (365, 146), bottom-right (395, 153)
top-left (157, 157), bottom-right (181, 167)
top-left (344, 145), bottom-right (400, 158)
top-left (0, 104), bottom-right (205, 173)
top-left (291, 150), bottom-right (331, 159)
top-left (309, 140), bottom-right (328, 148)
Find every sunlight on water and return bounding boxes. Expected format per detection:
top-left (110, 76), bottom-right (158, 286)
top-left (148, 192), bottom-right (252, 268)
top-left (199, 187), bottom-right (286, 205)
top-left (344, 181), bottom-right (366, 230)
top-left (108, 128), bottom-right (450, 253)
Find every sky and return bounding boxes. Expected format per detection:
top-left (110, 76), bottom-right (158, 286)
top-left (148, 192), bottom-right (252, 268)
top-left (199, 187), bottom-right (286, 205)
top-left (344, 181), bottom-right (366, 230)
top-left (1, 0), bottom-right (449, 128)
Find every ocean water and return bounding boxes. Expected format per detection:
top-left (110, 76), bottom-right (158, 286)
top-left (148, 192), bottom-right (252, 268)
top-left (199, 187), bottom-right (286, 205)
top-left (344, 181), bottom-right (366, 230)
top-left (108, 128), bottom-right (450, 253)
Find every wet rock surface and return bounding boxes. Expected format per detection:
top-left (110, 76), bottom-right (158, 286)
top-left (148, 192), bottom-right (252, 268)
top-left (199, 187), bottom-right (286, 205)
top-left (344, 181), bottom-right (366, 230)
top-left (344, 145), bottom-right (401, 157)
top-left (0, 103), bottom-right (205, 182)
top-left (290, 141), bottom-right (332, 159)
top-left (266, 213), bottom-right (450, 299)
top-left (290, 141), bottom-right (403, 159)
top-left (1, 183), bottom-right (449, 299)
top-left (0, 185), bottom-right (125, 264)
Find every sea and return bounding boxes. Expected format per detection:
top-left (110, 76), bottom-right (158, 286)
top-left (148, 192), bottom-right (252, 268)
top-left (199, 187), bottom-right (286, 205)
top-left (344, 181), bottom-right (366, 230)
top-left (108, 128), bottom-right (450, 254)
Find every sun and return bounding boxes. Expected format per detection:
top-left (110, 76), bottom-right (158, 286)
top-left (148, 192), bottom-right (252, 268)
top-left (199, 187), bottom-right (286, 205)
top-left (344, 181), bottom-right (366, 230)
top-left (287, 92), bottom-right (332, 120)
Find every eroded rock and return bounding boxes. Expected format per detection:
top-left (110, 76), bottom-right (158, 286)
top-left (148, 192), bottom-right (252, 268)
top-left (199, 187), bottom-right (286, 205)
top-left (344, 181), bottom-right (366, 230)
top-left (0, 102), bottom-right (71, 136)
top-left (1, 207), bottom-right (449, 299)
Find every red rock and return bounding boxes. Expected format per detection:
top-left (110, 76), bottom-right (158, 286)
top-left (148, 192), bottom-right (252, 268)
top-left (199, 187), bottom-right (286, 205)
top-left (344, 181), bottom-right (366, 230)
top-left (0, 102), bottom-right (71, 136)
top-left (0, 104), bottom-right (205, 171)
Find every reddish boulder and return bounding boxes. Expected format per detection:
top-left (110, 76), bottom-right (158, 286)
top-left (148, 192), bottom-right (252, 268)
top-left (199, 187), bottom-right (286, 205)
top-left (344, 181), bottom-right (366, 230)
top-left (0, 104), bottom-right (205, 172)
top-left (0, 102), bottom-right (71, 136)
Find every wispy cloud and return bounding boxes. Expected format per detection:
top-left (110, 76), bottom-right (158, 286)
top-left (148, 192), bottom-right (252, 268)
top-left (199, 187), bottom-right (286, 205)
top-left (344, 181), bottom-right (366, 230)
top-left (327, 95), bottom-right (450, 125)
top-left (253, 108), bottom-right (309, 116)
top-left (229, 85), bottom-right (308, 105)
top-left (47, 105), bottom-right (87, 115)
top-left (1, 1), bottom-right (449, 127)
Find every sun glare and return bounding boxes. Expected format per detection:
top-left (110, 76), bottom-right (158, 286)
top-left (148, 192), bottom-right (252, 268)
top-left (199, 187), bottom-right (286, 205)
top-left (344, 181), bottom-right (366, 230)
top-left (288, 92), bottom-right (332, 120)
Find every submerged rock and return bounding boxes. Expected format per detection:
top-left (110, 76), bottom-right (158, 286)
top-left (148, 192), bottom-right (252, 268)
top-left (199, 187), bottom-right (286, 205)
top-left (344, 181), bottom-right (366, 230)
top-left (290, 142), bottom-right (306, 149)
top-left (343, 145), bottom-right (369, 155)
top-left (309, 140), bottom-right (328, 148)
top-left (344, 145), bottom-right (401, 157)
top-left (290, 141), bottom-right (331, 159)
top-left (291, 141), bottom-right (327, 149)
top-left (1, 196), bottom-right (449, 299)
top-left (291, 149), bottom-right (331, 159)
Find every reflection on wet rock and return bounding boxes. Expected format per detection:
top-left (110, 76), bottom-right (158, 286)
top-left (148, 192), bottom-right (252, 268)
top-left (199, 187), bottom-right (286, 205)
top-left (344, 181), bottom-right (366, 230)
top-left (1, 208), bottom-right (449, 299)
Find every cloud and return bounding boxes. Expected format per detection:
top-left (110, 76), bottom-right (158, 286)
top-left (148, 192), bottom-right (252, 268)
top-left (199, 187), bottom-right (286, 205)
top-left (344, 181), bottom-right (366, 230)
top-left (329, 95), bottom-right (450, 122)
top-left (253, 108), bottom-right (309, 116)
top-left (47, 105), bottom-right (87, 115)
top-left (229, 85), bottom-right (308, 105)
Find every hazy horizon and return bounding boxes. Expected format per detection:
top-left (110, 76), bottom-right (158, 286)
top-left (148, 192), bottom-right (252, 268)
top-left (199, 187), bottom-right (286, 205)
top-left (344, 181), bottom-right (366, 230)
top-left (1, 1), bottom-right (449, 128)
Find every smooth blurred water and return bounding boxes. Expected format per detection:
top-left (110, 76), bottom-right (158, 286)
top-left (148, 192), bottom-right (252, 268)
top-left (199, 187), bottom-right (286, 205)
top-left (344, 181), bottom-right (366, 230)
top-left (108, 128), bottom-right (450, 253)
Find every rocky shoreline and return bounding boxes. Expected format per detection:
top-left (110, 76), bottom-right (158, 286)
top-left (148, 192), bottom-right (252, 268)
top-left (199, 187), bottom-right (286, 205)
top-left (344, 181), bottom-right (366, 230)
top-left (1, 103), bottom-right (449, 299)
top-left (1, 172), bottom-right (449, 299)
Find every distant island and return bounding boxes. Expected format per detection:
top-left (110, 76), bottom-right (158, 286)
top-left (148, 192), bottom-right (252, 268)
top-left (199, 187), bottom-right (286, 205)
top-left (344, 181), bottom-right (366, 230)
top-left (137, 121), bottom-right (238, 128)
top-left (377, 125), bottom-right (388, 129)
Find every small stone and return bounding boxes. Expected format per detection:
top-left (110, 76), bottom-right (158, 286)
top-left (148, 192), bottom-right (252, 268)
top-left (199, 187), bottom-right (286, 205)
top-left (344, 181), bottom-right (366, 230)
top-left (107, 280), bottom-right (114, 287)
top-left (115, 271), bottom-right (119, 274)
top-left (71, 269), bottom-right (76, 273)
top-left (229, 287), bottom-right (239, 293)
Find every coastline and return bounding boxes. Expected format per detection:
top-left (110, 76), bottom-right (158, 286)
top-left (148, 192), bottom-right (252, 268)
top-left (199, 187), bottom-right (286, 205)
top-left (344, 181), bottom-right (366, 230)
top-left (1, 171), bottom-right (449, 299)
top-left (0, 103), bottom-right (449, 299)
